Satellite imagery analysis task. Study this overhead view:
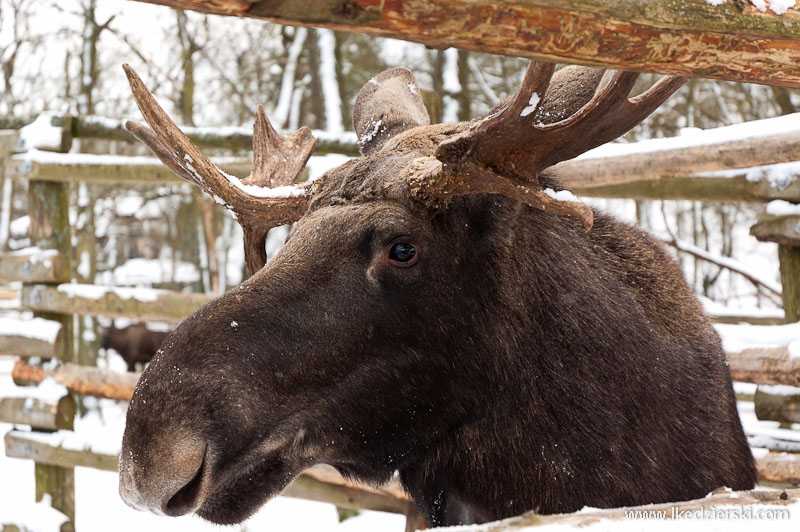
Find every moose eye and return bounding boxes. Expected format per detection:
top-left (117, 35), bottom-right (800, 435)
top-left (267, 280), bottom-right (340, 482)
top-left (388, 242), bottom-right (417, 265)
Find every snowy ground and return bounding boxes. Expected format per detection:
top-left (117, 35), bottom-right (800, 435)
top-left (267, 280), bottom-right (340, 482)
top-left (2, 312), bottom-right (800, 531)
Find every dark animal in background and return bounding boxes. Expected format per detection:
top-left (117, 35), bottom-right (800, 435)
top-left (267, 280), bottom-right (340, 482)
top-left (118, 61), bottom-right (756, 528)
top-left (101, 323), bottom-right (169, 372)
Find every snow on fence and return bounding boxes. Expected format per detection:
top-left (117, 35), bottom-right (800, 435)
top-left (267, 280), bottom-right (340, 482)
top-left (1, 108), bottom-right (800, 530)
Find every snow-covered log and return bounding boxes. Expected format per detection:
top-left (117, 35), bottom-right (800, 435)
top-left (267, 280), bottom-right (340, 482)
top-left (12, 359), bottom-right (140, 401)
top-left (563, 113), bottom-right (800, 194)
top-left (21, 283), bottom-right (214, 324)
top-left (54, 115), bottom-right (360, 155)
top-left (728, 347), bottom-right (800, 387)
top-left (0, 317), bottom-right (64, 359)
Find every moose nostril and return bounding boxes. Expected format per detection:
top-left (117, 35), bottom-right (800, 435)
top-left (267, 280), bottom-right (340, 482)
top-left (163, 451), bottom-right (206, 516)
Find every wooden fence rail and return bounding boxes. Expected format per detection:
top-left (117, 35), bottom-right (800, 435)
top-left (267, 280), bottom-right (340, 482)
top-left (8, 111), bottom-right (800, 204)
top-left (3, 430), bottom-right (412, 515)
top-left (127, 0), bottom-right (800, 88)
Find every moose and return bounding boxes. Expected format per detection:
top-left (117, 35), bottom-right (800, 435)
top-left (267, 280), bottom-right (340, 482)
top-left (101, 323), bottom-right (169, 372)
top-left (118, 60), bottom-right (756, 528)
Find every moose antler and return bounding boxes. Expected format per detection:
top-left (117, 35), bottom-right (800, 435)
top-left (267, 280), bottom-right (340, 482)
top-left (417, 62), bottom-right (687, 229)
top-left (122, 64), bottom-right (316, 274)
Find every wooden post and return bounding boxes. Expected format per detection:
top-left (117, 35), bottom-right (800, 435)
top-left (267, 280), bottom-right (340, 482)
top-left (27, 164), bottom-right (75, 524)
top-left (778, 245), bottom-right (800, 323)
top-left (752, 211), bottom-right (800, 322)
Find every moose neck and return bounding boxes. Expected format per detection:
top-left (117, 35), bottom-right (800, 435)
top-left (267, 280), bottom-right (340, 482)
top-left (393, 197), bottom-right (751, 527)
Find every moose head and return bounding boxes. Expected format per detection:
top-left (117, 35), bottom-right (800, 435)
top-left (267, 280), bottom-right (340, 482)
top-left (119, 61), bottom-right (756, 527)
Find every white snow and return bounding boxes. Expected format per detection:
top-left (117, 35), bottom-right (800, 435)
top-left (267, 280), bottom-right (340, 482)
top-left (116, 195), bottom-right (145, 217)
top-left (757, 384), bottom-right (800, 396)
top-left (542, 188), bottom-right (579, 203)
top-left (220, 169), bottom-right (308, 198)
top-left (9, 216), bottom-right (30, 238)
top-left (751, 0), bottom-right (768, 11)
top-left (767, 0), bottom-right (797, 14)
top-left (0, 316), bottom-right (60, 343)
top-left (307, 153), bottom-right (353, 180)
top-left (751, 447), bottom-right (771, 459)
top-left (701, 298), bottom-right (785, 321)
top-left (706, 0), bottom-right (728, 5)
top-left (790, 340), bottom-right (800, 359)
top-left (18, 114), bottom-right (63, 151)
top-left (741, 162), bottom-right (800, 191)
top-left (1, 377), bottom-right (68, 402)
top-left (766, 200), bottom-right (800, 217)
top-left (575, 112), bottom-right (800, 161)
top-left (358, 118), bottom-right (383, 145)
top-left (112, 257), bottom-right (200, 286)
top-left (16, 149), bottom-right (167, 166)
top-left (716, 320), bottom-right (800, 353)
top-left (56, 283), bottom-right (161, 302)
top-left (520, 92), bottom-right (541, 118)
top-left (2, 493), bottom-right (70, 532)
top-left (230, 320), bottom-right (238, 328)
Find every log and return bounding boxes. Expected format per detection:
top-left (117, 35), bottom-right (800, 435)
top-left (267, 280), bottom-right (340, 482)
top-left (21, 283), bottom-right (213, 324)
top-left (8, 156), bottom-right (250, 185)
top-left (438, 486), bottom-right (800, 530)
top-left (3, 430), bottom-right (411, 514)
top-left (0, 317), bottom-right (64, 359)
top-left (0, 250), bottom-right (69, 284)
top-left (728, 347), bottom-right (800, 387)
top-left (709, 313), bottom-right (787, 326)
top-left (752, 214), bottom-right (800, 248)
top-left (12, 359), bottom-right (140, 402)
top-left (757, 452), bottom-right (800, 486)
top-left (756, 385), bottom-right (800, 425)
top-left (126, 0), bottom-right (800, 88)
top-left (575, 171), bottom-right (800, 203)
top-left (561, 123), bottom-right (800, 192)
top-left (51, 115), bottom-right (360, 156)
top-left (0, 395), bottom-right (76, 431)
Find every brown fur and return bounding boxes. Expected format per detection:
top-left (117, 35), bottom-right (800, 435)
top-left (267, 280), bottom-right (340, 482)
top-left (119, 67), bottom-right (756, 528)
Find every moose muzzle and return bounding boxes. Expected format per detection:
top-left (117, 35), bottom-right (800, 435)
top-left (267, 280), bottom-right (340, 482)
top-left (119, 434), bottom-right (208, 516)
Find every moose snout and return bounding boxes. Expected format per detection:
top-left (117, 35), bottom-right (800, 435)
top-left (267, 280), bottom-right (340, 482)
top-left (119, 436), bottom-right (208, 516)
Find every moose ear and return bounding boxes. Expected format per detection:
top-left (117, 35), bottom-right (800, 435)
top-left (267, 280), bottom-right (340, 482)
top-left (353, 67), bottom-right (431, 155)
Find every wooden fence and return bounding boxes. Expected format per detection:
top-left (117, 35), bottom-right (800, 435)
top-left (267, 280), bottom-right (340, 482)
top-left (1, 112), bottom-right (800, 532)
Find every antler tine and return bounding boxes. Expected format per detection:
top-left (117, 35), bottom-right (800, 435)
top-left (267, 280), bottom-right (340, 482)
top-left (426, 61), bottom-right (685, 230)
top-left (122, 64), bottom-right (314, 274)
top-left (247, 104), bottom-right (316, 187)
top-left (538, 71), bottom-right (686, 168)
top-left (591, 74), bottom-right (687, 145)
top-left (125, 120), bottom-right (201, 186)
